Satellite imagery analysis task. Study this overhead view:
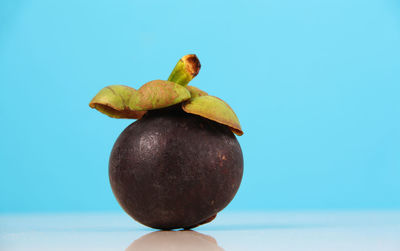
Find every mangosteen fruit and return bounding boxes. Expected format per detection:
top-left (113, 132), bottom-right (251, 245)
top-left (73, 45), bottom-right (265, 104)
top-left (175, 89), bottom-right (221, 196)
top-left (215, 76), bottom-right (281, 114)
top-left (89, 55), bottom-right (244, 230)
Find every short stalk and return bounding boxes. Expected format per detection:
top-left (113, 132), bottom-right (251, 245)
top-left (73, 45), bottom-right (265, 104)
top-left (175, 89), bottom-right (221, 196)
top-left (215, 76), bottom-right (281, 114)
top-left (168, 54), bottom-right (201, 86)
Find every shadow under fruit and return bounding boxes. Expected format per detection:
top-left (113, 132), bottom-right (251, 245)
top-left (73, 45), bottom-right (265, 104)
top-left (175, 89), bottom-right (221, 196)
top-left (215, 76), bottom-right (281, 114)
top-left (89, 55), bottom-right (244, 230)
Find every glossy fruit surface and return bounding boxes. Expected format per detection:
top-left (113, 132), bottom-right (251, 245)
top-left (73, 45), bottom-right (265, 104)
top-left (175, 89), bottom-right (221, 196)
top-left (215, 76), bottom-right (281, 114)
top-left (109, 107), bottom-right (243, 229)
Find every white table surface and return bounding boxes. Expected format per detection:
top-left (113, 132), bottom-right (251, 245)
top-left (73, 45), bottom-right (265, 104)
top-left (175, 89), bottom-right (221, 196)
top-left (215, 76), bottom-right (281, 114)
top-left (1, 211), bottom-right (399, 251)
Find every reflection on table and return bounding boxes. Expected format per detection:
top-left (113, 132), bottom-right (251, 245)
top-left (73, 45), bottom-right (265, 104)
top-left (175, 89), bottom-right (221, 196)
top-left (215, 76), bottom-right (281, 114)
top-left (126, 230), bottom-right (224, 251)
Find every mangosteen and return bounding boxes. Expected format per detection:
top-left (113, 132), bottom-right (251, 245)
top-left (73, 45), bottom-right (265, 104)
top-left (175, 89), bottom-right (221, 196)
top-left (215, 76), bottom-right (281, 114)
top-left (89, 55), bottom-right (244, 230)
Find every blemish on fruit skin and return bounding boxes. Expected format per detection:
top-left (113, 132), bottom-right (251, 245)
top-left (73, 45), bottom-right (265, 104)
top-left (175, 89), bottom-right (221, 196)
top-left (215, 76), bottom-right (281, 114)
top-left (217, 153), bottom-right (227, 167)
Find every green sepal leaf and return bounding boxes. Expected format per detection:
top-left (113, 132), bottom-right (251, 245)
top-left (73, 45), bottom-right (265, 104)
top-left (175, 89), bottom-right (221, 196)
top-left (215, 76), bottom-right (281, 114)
top-left (89, 80), bottom-right (191, 119)
top-left (137, 80), bottom-right (191, 110)
top-left (89, 85), bottom-right (145, 119)
top-left (186, 85), bottom-right (208, 98)
top-left (182, 95), bottom-right (243, 136)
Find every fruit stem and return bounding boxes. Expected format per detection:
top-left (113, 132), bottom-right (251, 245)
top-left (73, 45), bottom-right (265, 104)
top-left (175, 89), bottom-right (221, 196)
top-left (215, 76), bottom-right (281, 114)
top-left (168, 54), bottom-right (201, 86)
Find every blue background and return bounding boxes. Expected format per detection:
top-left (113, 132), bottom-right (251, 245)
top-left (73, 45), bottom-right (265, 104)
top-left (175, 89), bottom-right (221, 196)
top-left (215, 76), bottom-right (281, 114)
top-left (1, 0), bottom-right (399, 213)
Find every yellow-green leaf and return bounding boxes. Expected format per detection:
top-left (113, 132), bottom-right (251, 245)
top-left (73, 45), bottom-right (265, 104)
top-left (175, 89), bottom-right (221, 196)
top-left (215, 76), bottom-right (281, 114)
top-left (137, 80), bottom-right (191, 110)
top-left (89, 85), bottom-right (146, 119)
top-left (186, 85), bottom-right (208, 98)
top-left (182, 96), bottom-right (243, 136)
top-left (89, 81), bottom-right (192, 118)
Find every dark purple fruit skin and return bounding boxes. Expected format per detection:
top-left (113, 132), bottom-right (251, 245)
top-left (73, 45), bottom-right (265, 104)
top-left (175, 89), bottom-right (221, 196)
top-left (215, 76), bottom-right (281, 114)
top-left (109, 107), bottom-right (243, 230)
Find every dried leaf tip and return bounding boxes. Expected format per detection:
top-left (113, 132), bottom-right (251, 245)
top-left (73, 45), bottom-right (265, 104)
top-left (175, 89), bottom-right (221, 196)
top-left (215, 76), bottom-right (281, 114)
top-left (182, 54), bottom-right (201, 77)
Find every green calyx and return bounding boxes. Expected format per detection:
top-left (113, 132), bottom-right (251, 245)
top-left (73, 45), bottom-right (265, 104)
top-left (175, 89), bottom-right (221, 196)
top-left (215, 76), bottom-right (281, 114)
top-left (182, 96), bottom-right (243, 136)
top-left (89, 81), bottom-right (190, 119)
top-left (89, 54), bottom-right (244, 136)
top-left (89, 85), bottom-right (145, 119)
